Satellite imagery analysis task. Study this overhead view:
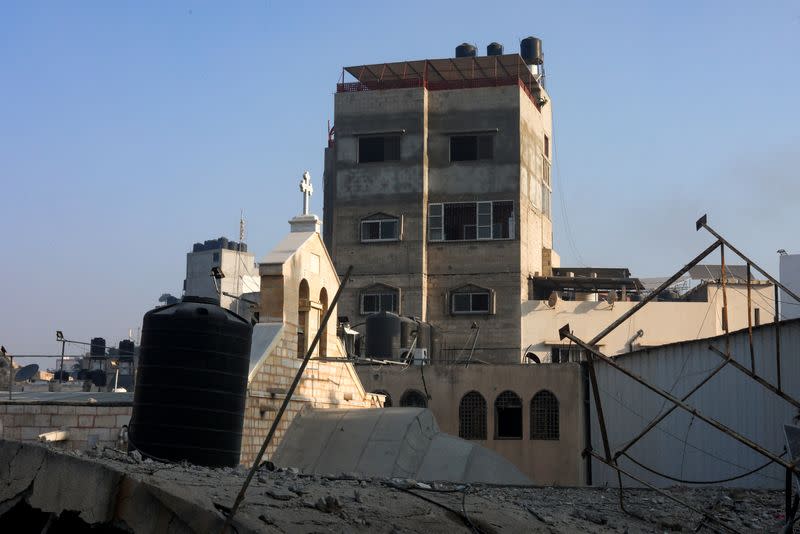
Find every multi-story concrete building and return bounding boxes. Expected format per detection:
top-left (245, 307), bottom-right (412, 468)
top-left (324, 39), bottom-right (556, 363)
top-left (184, 237), bottom-right (260, 319)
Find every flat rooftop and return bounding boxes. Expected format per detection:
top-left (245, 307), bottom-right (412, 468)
top-left (339, 54), bottom-right (545, 108)
top-left (0, 391), bottom-right (132, 405)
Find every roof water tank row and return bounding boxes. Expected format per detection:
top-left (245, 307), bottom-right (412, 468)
top-left (129, 296), bottom-right (252, 467)
top-left (365, 311), bottom-right (438, 362)
top-left (191, 238), bottom-right (248, 253)
top-left (90, 337), bottom-right (106, 357)
top-left (454, 37), bottom-right (542, 63)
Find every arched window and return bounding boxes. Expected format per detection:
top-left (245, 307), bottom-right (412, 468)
top-left (459, 391), bottom-right (487, 440)
top-left (319, 287), bottom-right (329, 358)
top-left (531, 390), bottom-right (559, 440)
top-left (494, 390), bottom-right (522, 439)
top-left (400, 389), bottom-right (427, 408)
top-left (371, 389), bottom-right (392, 407)
top-left (297, 279), bottom-right (309, 358)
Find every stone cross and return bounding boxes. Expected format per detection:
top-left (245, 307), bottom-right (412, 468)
top-left (299, 171), bottom-right (313, 215)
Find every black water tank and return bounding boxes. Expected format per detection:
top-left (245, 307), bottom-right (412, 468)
top-left (365, 311), bottom-right (401, 359)
top-left (487, 42), bottom-right (504, 56)
top-left (455, 43), bottom-right (477, 58)
top-left (520, 36), bottom-right (544, 65)
top-left (129, 296), bottom-right (252, 467)
top-left (118, 339), bottom-right (135, 356)
top-left (90, 337), bottom-right (106, 356)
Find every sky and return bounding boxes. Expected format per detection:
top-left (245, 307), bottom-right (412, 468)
top-left (1, 1), bottom-right (798, 364)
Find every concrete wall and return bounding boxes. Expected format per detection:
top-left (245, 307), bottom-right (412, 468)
top-left (185, 248), bottom-right (259, 317)
top-left (0, 402), bottom-right (131, 451)
top-left (358, 363), bottom-right (586, 486)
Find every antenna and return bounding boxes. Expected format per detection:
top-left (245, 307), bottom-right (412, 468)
top-left (603, 291), bottom-right (618, 309)
top-left (15, 364), bottom-right (39, 382)
top-left (239, 210), bottom-right (246, 243)
top-left (547, 291), bottom-right (559, 309)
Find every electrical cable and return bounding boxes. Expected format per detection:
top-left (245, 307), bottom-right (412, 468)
top-left (621, 449), bottom-right (786, 485)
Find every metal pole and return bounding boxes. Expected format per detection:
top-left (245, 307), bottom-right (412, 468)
top-left (747, 264), bottom-right (755, 373)
top-left (707, 345), bottom-right (800, 410)
top-left (7, 355), bottom-right (12, 400)
top-left (614, 356), bottom-right (731, 460)
top-left (721, 244), bottom-right (730, 350)
top-left (696, 215), bottom-right (800, 304)
top-left (223, 266), bottom-right (353, 530)
top-left (586, 450), bottom-right (739, 534)
top-left (59, 340), bottom-right (66, 383)
top-left (560, 326), bottom-right (797, 473)
top-left (775, 283), bottom-right (782, 391)
top-left (587, 240), bottom-right (721, 347)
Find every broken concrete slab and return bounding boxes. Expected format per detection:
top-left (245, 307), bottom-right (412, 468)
top-left (273, 408), bottom-right (532, 485)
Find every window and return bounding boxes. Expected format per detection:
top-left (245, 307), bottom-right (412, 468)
top-left (551, 345), bottom-right (585, 363)
top-left (360, 286), bottom-right (399, 315)
top-left (450, 135), bottom-right (493, 161)
top-left (400, 389), bottom-right (427, 408)
top-left (544, 134), bottom-right (550, 158)
top-left (358, 135), bottom-right (401, 163)
top-left (494, 390), bottom-right (522, 439)
top-left (531, 390), bottom-right (559, 440)
top-left (541, 157), bottom-right (551, 218)
top-left (360, 216), bottom-right (400, 242)
top-left (451, 287), bottom-right (492, 314)
top-left (459, 391), bottom-right (487, 440)
top-left (428, 201), bottom-right (514, 241)
top-left (371, 390), bottom-right (392, 407)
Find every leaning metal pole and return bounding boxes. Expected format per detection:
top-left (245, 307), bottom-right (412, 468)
top-left (222, 266), bottom-right (353, 531)
top-left (560, 325), bottom-right (799, 473)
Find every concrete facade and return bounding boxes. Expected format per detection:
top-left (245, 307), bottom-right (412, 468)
top-left (324, 64), bottom-right (555, 363)
top-left (358, 363), bottom-right (586, 486)
top-left (184, 241), bottom-right (260, 319)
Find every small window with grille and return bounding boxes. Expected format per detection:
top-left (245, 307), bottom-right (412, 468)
top-left (360, 285), bottom-right (399, 315)
top-left (494, 390), bottom-right (522, 439)
top-left (459, 391), bottom-right (487, 440)
top-left (400, 389), bottom-right (427, 408)
top-left (360, 214), bottom-right (400, 242)
top-left (531, 390), bottom-right (559, 440)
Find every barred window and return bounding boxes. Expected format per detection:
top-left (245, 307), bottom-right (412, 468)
top-left (400, 389), bottom-right (427, 408)
top-left (459, 391), bottom-right (487, 440)
top-left (531, 390), bottom-right (559, 440)
top-left (371, 389), bottom-right (392, 407)
top-left (494, 390), bottom-right (522, 439)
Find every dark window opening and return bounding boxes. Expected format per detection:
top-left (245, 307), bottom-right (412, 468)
top-left (459, 391), bottom-right (487, 440)
top-left (551, 346), bottom-right (585, 363)
top-left (494, 390), bottom-right (522, 439)
top-left (359, 135), bottom-right (401, 163)
top-left (452, 291), bottom-right (491, 314)
top-left (754, 308), bottom-right (761, 326)
top-left (361, 290), bottom-right (398, 315)
top-left (361, 218), bottom-right (399, 242)
top-left (429, 201), bottom-right (514, 242)
top-left (531, 390), bottom-right (559, 440)
top-left (450, 135), bottom-right (493, 161)
top-left (544, 134), bottom-right (550, 158)
top-left (400, 389), bottom-right (427, 408)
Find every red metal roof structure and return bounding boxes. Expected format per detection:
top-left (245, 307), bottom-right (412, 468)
top-left (338, 54), bottom-right (545, 109)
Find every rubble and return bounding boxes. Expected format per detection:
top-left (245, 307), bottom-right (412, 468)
top-left (0, 439), bottom-right (796, 533)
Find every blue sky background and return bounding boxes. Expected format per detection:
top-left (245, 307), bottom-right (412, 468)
top-left (1, 1), bottom-right (798, 363)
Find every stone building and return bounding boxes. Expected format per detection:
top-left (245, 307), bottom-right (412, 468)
top-left (323, 42), bottom-right (556, 363)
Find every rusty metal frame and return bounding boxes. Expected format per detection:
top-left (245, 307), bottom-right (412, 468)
top-left (564, 214), bottom-right (800, 527)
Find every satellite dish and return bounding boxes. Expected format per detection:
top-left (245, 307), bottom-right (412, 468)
top-left (604, 292), bottom-right (618, 307)
top-left (89, 369), bottom-right (107, 387)
top-left (547, 292), bottom-right (559, 309)
top-left (15, 364), bottom-right (39, 382)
